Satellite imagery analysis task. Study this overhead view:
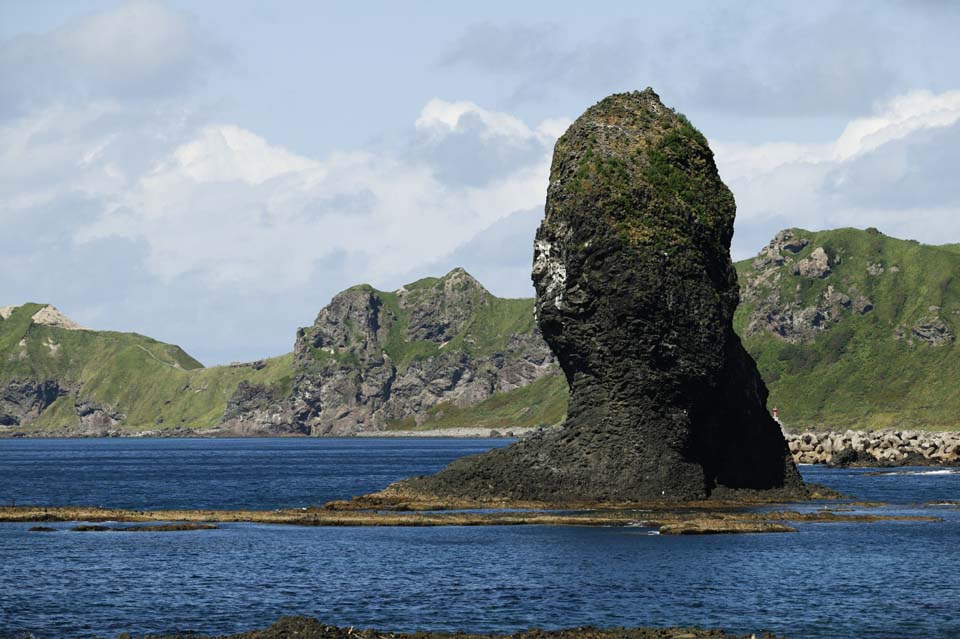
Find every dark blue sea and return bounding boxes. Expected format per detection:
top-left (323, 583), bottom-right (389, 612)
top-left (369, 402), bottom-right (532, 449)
top-left (0, 438), bottom-right (958, 639)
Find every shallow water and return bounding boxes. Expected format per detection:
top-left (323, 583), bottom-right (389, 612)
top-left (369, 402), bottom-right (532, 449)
top-left (0, 438), bottom-right (958, 639)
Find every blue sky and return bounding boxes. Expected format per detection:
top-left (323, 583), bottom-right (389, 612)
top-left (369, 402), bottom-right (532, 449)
top-left (3, 1), bottom-right (960, 364)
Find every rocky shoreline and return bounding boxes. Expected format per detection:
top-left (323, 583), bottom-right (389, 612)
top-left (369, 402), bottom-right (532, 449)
top-left (1, 497), bottom-right (940, 536)
top-left (785, 430), bottom-right (960, 466)
top-left (139, 616), bottom-right (785, 639)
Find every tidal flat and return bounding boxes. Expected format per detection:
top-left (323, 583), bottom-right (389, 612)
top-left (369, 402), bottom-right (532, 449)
top-left (2, 503), bottom-right (940, 535)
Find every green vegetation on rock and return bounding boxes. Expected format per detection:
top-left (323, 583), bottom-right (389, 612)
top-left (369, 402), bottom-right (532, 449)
top-left (8, 224), bottom-right (960, 436)
top-left (288, 268), bottom-right (555, 435)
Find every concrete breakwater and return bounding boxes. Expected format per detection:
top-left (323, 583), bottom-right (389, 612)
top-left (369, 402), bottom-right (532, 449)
top-left (785, 430), bottom-right (960, 466)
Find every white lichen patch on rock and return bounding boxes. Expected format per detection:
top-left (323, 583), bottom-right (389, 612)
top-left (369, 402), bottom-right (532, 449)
top-left (31, 306), bottom-right (86, 331)
top-left (532, 239), bottom-right (567, 308)
top-left (44, 338), bottom-right (60, 355)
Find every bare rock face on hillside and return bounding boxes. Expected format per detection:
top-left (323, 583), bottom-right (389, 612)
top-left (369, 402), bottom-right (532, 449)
top-left (396, 89), bottom-right (805, 502)
top-left (743, 231), bottom-right (873, 344)
top-left (219, 269), bottom-right (558, 436)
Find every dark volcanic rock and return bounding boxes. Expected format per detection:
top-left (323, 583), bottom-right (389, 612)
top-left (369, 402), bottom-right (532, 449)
top-left (145, 616), bottom-right (781, 639)
top-left (0, 379), bottom-right (64, 426)
top-left (399, 89), bottom-right (805, 502)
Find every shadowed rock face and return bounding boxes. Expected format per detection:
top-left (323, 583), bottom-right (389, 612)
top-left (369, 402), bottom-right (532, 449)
top-left (400, 89), bottom-right (805, 502)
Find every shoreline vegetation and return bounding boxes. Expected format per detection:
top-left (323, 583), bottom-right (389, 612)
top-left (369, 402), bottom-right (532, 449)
top-left (136, 616), bottom-right (787, 639)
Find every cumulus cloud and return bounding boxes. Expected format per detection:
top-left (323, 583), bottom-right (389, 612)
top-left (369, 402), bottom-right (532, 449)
top-left (0, 0), bottom-right (223, 116)
top-left (75, 99), bottom-right (560, 290)
top-left (441, 4), bottom-right (960, 117)
top-left (412, 98), bottom-right (568, 186)
top-left (713, 89), bottom-right (960, 258)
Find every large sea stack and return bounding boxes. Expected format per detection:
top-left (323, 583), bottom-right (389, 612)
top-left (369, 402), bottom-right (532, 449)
top-left (396, 89), bottom-right (805, 502)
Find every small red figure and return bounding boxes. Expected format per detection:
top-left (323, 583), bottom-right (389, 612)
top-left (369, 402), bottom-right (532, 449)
top-left (773, 406), bottom-right (779, 420)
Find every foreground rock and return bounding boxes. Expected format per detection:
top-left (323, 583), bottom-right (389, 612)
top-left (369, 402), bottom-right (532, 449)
top-left (2, 503), bottom-right (937, 535)
top-left (786, 430), bottom-right (960, 466)
top-left (389, 89), bottom-right (804, 503)
top-left (140, 616), bottom-right (785, 639)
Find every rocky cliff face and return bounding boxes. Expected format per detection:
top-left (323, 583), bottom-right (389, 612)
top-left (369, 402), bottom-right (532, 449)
top-left (0, 379), bottom-right (64, 426)
top-left (220, 269), bottom-right (557, 436)
top-left (397, 89), bottom-right (805, 502)
top-left (742, 230), bottom-right (874, 343)
top-left (735, 226), bottom-right (960, 430)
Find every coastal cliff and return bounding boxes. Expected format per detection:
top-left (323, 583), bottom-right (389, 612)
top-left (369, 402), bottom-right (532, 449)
top-left (220, 268), bottom-right (558, 436)
top-left (0, 272), bottom-right (561, 437)
top-left (10, 225), bottom-right (960, 437)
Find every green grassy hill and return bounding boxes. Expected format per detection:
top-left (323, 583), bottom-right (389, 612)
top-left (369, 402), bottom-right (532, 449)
top-left (0, 303), bottom-right (293, 434)
top-left (429, 227), bottom-right (960, 433)
top-left (8, 227), bottom-right (960, 436)
top-left (735, 227), bottom-right (960, 431)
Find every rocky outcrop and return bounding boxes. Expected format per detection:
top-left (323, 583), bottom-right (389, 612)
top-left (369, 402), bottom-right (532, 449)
top-left (0, 378), bottom-right (125, 433)
top-left (29, 305), bottom-right (87, 330)
top-left (787, 430), bottom-right (960, 466)
top-left (791, 246), bottom-right (831, 279)
top-left (222, 268), bottom-right (558, 436)
top-left (743, 231), bottom-right (873, 343)
top-left (75, 399), bottom-right (124, 430)
top-left (394, 89), bottom-right (805, 502)
top-left (895, 310), bottom-right (955, 347)
top-left (217, 381), bottom-right (307, 435)
top-left (0, 379), bottom-right (64, 426)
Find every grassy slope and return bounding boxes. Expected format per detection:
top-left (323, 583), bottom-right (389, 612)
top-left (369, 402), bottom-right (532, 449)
top-left (734, 227), bottom-right (960, 431)
top-left (11, 226), bottom-right (960, 435)
top-left (1, 304), bottom-right (293, 432)
top-left (417, 228), bottom-right (960, 433)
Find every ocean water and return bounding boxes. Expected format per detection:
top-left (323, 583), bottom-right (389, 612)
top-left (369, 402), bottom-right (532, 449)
top-left (0, 439), bottom-right (958, 639)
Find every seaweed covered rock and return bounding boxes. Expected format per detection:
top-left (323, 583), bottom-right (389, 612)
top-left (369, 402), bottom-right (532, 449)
top-left (397, 89), bottom-right (805, 502)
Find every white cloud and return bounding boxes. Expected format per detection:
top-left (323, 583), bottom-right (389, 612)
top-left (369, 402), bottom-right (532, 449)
top-left (1, 93), bottom-right (561, 361)
top-left (715, 89), bottom-right (960, 182)
top-left (713, 89), bottom-right (960, 258)
top-left (417, 99), bottom-right (532, 140)
top-left (63, 99), bottom-right (559, 292)
top-left (55, 0), bottom-right (208, 83)
top-left (161, 125), bottom-right (319, 184)
top-left (832, 89), bottom-right (960, 159)
top-left (0, 0), bottom-right (222, 115)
